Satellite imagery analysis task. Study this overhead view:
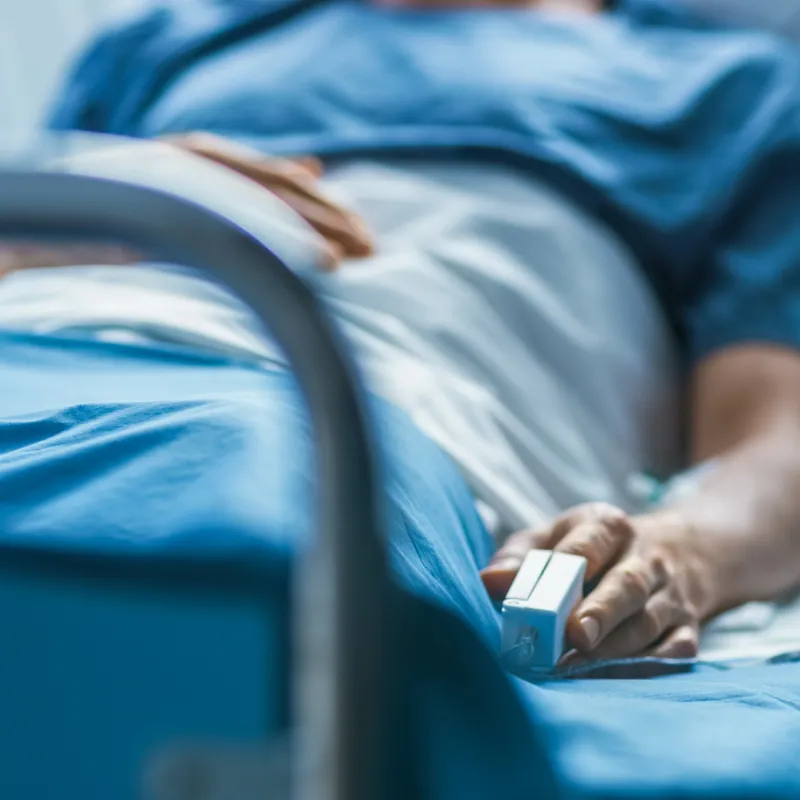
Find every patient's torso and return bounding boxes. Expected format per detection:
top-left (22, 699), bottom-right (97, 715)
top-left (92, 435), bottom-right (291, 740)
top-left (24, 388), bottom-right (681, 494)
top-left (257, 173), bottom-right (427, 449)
top-left (0, 158), bottom-right (679, 531)
top-left (129, 0), bottom-right (800, 340)
top-left (319, 159), bottom-right (679, 530)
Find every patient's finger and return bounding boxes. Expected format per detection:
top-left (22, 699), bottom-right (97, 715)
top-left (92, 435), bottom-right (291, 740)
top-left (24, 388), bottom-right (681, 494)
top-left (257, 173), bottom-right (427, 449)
top-left (480, 505), bottom-right (603, 596)
top-left (177, 135), bottom-right (322, 190)
top-left (163, 133), bottom-right (374, 259)
top-left (649, 624), bottom-right (700, 660)
top-left (185, 143), bottom-right (375, 257)
top-left (581, 589), bottom-right (683, 660)
top-left (275, 190), bottom-right (374, 258)
top-left (291, 156), bottom-right (324, 177)
top-left (568, 554), bottom-right (658, 652)
top-left (223, 153), bottom-right (322, 189)
top-left (483, 506), bottom-right (593, 570)
top-left (553, 507), bottom-right (633, 580)
top-left (164, 132), bottom-right (319, 177)
top-left (480, 528), bottom-right (552, 597)
top-left (165, 134), bottom-right (331, 207)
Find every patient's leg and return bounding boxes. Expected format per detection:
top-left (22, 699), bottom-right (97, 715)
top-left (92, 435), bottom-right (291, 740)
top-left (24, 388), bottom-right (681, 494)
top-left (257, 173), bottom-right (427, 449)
top-left (0, 332), bottom-right (499, 646)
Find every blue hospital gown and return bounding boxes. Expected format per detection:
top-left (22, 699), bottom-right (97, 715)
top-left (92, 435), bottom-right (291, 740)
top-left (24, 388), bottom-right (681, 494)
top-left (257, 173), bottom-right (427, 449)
top-left (51, 0), bottom-right (800, 363)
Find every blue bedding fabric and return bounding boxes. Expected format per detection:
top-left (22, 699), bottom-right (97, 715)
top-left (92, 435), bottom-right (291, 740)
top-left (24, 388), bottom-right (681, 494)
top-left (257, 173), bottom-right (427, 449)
top-left (3, 335), bottom-right (800, 800)
top-left (33, 0), bottom-right (800, 797)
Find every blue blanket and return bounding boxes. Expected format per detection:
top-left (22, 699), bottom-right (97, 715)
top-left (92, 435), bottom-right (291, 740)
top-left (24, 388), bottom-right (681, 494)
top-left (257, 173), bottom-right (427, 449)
top-left (3, 330), bottom-right (800, 799)
top-left (0, 330), bottom-right (556, 798)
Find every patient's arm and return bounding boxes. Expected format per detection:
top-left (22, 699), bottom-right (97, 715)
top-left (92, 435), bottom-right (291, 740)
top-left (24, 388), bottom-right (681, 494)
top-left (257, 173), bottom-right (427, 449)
top-left (681, 344), bottom-right (800, 610)
top-left (482, 344), bottom-right (800, 661)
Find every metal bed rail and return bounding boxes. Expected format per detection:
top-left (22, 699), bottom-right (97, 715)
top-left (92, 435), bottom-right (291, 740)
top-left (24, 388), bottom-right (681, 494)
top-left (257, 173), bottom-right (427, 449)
top-left (0, 167), bottom-right (391, 800)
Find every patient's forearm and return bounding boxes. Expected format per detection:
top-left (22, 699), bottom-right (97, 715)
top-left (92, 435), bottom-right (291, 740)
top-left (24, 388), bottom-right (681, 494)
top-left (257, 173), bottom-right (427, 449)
top-left (680, 345), bottom-right (800, 614)
top-left (671, 422), bottom-right (800, 615)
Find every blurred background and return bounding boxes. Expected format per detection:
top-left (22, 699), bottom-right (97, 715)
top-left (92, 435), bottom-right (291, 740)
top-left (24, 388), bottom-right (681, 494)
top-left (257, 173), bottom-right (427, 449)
top-left (0, 0), bottom-right (150, 135)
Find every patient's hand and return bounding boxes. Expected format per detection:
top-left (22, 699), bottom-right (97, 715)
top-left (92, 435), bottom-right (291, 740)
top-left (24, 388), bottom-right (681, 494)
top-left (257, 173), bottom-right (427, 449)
top-left (481, 504), bottom-right (715, 661)
top-left (0, 133), bottom-right (374, 276)
top-left (163, 132), bottom-right (375, 270)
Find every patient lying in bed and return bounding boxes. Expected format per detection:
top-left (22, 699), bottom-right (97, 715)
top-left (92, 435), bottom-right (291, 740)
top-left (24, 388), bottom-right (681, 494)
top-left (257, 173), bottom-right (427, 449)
top-left (6, 0), bottom-right (800, 669)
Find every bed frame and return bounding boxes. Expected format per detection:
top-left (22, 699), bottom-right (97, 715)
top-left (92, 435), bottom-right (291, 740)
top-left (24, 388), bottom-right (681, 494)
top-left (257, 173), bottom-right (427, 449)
top-left (0, 164), bottom-right (391, 800)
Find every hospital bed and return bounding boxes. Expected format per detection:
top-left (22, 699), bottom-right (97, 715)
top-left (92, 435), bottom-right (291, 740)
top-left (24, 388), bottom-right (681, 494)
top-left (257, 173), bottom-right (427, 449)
top-left (5, 134), bottom-right (800, 800)
top-left (0, 134), bottom-right (559, 800)
top-left (7, 2), bottom-right (800, 797)
top-left (0, 139), bottom-right (397, 800)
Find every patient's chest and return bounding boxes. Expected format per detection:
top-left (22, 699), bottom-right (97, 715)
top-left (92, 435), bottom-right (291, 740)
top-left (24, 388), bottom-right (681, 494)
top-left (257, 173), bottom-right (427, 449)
top-left (145, 5), bottom-right (675, 138)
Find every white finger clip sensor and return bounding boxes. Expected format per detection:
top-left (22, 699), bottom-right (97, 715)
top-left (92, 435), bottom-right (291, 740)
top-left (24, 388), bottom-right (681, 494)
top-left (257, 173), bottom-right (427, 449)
top-left (501, 550), bottom-right (587, 670)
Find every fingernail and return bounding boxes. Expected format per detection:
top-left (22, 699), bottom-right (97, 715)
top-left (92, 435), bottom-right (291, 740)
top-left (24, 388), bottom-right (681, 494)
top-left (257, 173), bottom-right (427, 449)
top-left (579, 616), bottom-right (600, 648)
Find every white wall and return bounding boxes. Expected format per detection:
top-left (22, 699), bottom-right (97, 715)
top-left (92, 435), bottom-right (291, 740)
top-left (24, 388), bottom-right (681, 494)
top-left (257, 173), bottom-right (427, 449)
top-left (0, 0), bottom-right (148, 134)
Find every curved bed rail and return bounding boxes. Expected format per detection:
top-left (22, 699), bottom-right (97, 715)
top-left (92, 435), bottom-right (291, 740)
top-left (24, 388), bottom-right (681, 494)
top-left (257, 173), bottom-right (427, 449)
top-left (0, 168), bottom-right (390, 800)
